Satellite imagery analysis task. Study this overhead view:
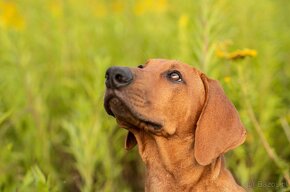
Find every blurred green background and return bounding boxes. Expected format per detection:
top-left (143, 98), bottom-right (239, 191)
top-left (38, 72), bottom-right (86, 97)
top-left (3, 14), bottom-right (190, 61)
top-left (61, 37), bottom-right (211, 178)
top-left (0, 0), bottom-right (289, 191)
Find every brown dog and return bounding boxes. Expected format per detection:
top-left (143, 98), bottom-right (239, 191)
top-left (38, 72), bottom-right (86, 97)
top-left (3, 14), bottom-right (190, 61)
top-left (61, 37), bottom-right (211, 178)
top-left (104, 59), bottom-right (246, 191)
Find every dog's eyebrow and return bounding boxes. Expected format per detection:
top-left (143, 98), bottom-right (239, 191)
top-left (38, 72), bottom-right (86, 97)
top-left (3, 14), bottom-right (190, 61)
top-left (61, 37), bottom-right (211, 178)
top-left (169, 64), bottom-right (181, 70)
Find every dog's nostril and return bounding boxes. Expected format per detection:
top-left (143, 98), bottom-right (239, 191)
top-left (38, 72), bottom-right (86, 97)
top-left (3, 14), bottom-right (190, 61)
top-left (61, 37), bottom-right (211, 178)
top-left (115, 74), bottom-right (124, 82)
top-left (114, 72), bottom-right (132, 85)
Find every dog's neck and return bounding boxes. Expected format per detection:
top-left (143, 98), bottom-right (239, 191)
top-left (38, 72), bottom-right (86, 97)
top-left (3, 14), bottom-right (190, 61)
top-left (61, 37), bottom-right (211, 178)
top-left (144, 157), bottom-right (223, 191)
top-left (133, 131), bottom-right (242, 191)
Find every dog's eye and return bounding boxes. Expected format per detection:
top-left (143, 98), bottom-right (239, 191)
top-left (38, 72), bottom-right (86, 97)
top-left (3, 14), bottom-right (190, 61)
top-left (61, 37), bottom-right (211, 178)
top-left (138, 65), bottom-right (144, 69)
top-left (167, 71), bottom-right (183, 82)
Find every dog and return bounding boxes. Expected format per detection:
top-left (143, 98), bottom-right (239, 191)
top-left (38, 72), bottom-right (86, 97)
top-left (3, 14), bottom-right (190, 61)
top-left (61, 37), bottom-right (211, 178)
top-left (104, 59), bottom-right (246, 191)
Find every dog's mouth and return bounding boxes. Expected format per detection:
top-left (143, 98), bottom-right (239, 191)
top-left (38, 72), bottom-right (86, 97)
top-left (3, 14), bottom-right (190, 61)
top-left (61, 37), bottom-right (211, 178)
top-left (104, 94), bottom-right (162, 132)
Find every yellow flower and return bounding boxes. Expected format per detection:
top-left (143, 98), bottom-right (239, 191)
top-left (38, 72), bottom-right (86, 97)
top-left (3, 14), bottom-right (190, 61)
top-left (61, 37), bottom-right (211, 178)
top-left (227, 49), bottom-right (257, 60)
top-left (0, 2), bottom-right (25, 30)
top-left (134, 0), bottom-right (168, 16)
top-left (49, 0), bottom-right (63, 18)
top-left (224, 76), bottom-right (231, 83)
top-left (215, 49), bottom-right (226, 58)
top-left (91, 2), bottom-right (107, 17)
top-left (216, 41), bottom-right (257, 61)
top-left (178, 14), bottom-right (189, 28)
top-left (111, 1), bottom-right (124, 14)
top-left (155, 0), bottom-right (168, 13)
top-left (134, 0), bottom-right (150, 16)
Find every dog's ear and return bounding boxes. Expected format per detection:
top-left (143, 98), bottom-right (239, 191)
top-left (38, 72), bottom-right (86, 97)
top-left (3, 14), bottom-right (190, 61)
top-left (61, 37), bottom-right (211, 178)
top-left (125, 131), bottom-right (137, 150)
top-left (194, 74), bottom-right (246, 166)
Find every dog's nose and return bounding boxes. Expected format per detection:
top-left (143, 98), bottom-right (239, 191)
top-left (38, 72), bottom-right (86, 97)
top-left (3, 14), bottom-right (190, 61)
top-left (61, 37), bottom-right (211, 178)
top-left (105, 66), bottom-right (133, 89)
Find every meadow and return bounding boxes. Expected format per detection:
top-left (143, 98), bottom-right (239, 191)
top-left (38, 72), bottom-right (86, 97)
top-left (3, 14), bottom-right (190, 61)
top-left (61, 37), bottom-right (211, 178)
top-left (0, 0), bottom-right (289, 191)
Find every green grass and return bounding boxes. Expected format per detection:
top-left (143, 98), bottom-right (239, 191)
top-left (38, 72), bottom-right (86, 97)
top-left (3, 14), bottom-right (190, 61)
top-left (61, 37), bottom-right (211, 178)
top-left (0, 0), bottom-right (289, 191)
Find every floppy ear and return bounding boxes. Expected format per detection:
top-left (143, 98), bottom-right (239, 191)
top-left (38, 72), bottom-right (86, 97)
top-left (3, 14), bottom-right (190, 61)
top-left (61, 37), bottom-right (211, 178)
top-left (125, 131), bottom-right (137, 150)
top-left (194, 74), bottom-right (246, 166)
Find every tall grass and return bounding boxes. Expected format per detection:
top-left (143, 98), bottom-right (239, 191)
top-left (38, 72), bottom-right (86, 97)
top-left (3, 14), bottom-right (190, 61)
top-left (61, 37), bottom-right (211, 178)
top-left (0, 0), bottom-right (289, 191)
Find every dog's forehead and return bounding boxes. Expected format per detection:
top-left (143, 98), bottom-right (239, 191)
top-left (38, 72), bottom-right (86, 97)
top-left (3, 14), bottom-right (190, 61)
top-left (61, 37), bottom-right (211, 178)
top-left (145, 59), bottom-right (193, 72)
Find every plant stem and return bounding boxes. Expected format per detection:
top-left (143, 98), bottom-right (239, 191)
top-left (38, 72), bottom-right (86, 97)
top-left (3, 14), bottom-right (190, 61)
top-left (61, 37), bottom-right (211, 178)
top-left (237, 66), bottom-right (290, 185)
top-left (245, 98), bottom-right (290, 184)
top-left (280, 118), bottom-right (290, 144)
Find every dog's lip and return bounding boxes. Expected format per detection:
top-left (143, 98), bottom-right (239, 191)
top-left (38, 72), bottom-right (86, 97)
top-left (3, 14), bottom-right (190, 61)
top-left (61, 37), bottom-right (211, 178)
top-left (104, 91), bottom-right (162, 130)
top-left (104, 93), bottom-right (116, 117)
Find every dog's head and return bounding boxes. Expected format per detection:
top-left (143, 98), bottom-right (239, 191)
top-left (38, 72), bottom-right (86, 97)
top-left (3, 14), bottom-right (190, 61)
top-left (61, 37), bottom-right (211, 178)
top-left (104, 59), bottom-right (246, 166)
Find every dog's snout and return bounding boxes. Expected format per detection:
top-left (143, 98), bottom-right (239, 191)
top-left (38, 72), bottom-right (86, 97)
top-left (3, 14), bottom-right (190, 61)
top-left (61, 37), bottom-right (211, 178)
top-left (105, 67), bottom-right (133, 89)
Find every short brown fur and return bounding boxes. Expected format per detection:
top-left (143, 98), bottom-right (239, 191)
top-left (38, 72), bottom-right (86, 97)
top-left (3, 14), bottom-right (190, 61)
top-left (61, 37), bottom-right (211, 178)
top-left (104, 59), bottom-right (246, 191)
